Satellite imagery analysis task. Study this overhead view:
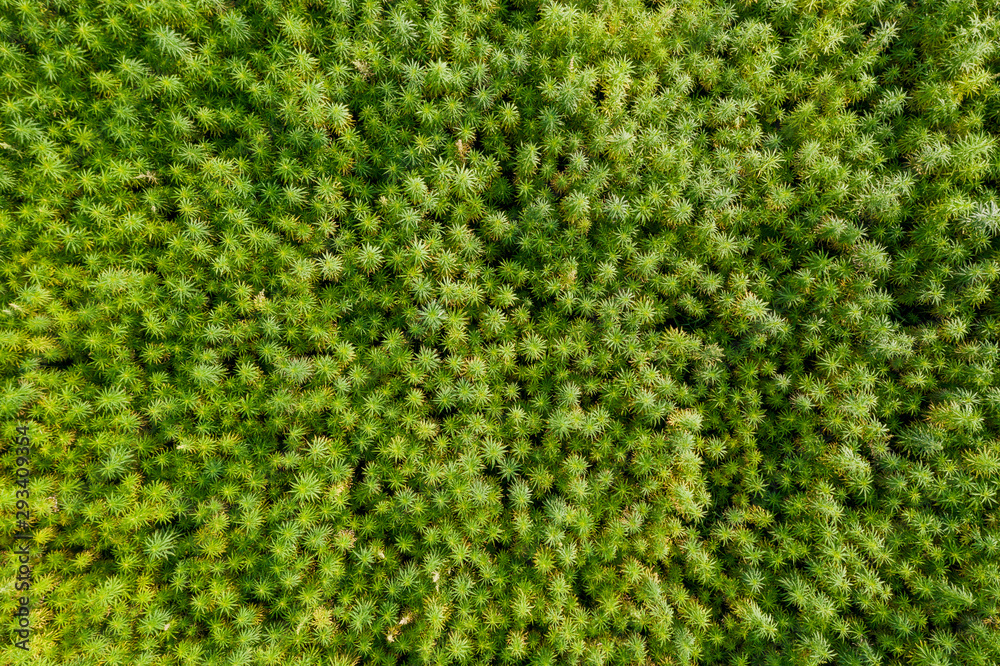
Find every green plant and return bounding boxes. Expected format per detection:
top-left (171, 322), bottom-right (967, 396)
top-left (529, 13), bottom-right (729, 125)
top-left (2, 0), bottom-right (1000, 664)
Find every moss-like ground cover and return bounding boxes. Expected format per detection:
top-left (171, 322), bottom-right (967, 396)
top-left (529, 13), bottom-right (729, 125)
top-left (2, 0), bottom-right (1000, 664)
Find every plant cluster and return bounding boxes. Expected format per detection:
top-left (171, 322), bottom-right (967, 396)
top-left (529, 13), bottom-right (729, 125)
top-left (2, 0), bottom-right (1000, 664)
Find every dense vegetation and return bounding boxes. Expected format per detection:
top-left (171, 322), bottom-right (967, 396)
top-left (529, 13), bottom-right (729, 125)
top-left (2, 0), bottom-right (1000, 663)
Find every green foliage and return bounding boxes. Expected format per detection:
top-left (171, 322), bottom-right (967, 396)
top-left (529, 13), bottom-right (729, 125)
top-left (2, 0), bottom-right (1000, 663)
